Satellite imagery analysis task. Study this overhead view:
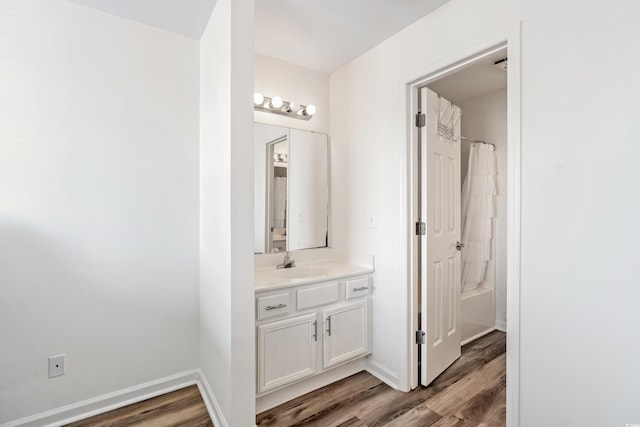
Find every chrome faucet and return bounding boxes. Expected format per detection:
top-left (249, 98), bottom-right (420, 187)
top-left (277, 251), bottom-right (296, 269)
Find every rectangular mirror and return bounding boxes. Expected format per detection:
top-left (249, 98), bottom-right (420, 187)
top-left (254, 123), bottom-right (328, 254)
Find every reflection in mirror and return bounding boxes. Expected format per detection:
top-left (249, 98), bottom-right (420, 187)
top-left (268, 138), bottom-right (288, 252)
top-left (288, 129), bottom-right (328, 251)
top-left (254, 123), bottom-right (328, 254)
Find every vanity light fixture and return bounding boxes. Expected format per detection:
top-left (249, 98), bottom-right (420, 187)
top-left (254, 93), bottom-right (316, 121)
top-left (270, 96), bottom-right (283, 109)
top-left (287, 100), bottom-right (298, 113)
top-left (273, 153), bottom-right (287, 163)
top-left (303, 104), bottom-right (316, 116)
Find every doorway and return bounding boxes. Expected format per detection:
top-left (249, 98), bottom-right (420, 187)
top-left (406, 33), bottom-right (521, 425)
top-left (429, 45), bottom-right (507, 342)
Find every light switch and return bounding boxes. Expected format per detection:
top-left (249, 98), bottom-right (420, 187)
top-left (367, 211), bottom-right (376, 228)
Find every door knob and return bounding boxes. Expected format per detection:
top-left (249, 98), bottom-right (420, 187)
top-left (456, 241), bottom-right (464, 251)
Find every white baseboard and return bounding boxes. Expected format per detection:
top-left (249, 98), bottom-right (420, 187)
top-left (461, 327), bottom-right (497, 346)
top-left (495, 319), bottom-right (507, 332)
top-left (195, 369), bottom-right (228, 427)
top-left (256, 359), bottom-right (366, 414)
top-left (365, 359), bottom-right (399, 390)
top-left (0, 370), bottom-right (226, 427)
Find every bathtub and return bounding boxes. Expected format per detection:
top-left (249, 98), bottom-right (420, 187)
top-left (461, 286), bottom-right (495, 345)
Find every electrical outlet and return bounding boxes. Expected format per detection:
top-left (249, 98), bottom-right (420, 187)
top-left (48, 354), bottom-right (65, 378)
top-left (367, 211), bottom-right (376, 228)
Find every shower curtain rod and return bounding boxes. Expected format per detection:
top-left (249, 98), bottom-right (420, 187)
top-left (460, 136), bottom-right (495, 147)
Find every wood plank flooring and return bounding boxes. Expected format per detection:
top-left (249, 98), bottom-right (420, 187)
top-left (65, 384), bottom-right (213, 427)
top-left (257, 330), bottom-right (506, 427)
top-left (64, 331), bottom-right (504, 426)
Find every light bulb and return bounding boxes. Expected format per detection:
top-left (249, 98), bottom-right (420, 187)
top-left (287, 101), bottom-right (298, 112)
top-left (253, 92), bottom-right (264, 105)
top-left (270, 96), bottom-right (283, 109)
top-left (305, 104), bottom-right (317, 116)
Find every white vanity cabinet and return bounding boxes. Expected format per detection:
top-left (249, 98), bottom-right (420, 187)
top-left (257, 312), bottom-right (318, 393)
top-left (255, 275), bottom-right (372, 397)
top-left (322, 299), bottom-right (368, 369)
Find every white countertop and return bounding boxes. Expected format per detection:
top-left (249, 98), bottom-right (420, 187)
top-left (254, 249), bottom-right (374, 291)
top-left (254, 261), bottom-right (374, 291)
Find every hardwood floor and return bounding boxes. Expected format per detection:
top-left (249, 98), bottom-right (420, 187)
top-left (257, 330), bottom-right (506, 427)
top-left (65, 385), bottom-right (213, 427)
top-left (63, 331), bottom-right (504, 426)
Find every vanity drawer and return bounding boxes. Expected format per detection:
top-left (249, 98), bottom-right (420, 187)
top-left (345, 277), bottom-right (371, 300)
top-left (257, 293), bottom-right (290, 320)
top-left (297, 283), bottom-right (339, 310)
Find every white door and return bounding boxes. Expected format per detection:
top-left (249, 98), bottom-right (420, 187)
top-left (419, 87), bottom-right (462, 386)
top-left (323, 300), bottom-right (369, 369)
top-left (257, 313), bottom-right (318, 393)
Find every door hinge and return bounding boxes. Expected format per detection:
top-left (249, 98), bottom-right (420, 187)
top-left (415, 221), bottom-right (426, 236)
top-left (416, 330), bottom-right (426, 344)
top-left (415, 113), bottom-right (426, 128)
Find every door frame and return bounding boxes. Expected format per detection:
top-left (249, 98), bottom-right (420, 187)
top-left (403, 24), bottom-right (521, 426)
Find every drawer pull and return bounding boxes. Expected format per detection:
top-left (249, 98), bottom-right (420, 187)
top-left (265, 303), bottom-right (287, 311)
top-left (352, 286), bottom-right (369, 292)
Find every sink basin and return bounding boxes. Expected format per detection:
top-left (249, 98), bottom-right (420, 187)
top-left (272, 266), bottom-right (329, 279)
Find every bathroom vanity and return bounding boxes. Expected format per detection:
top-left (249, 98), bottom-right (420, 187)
top-left (253, 123), bottom-right (373, 411)
top-left (254, 249), bottom-right (374, 412)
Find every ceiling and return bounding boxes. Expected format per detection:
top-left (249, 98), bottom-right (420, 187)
top-left (70, 0), bottom-right (449, 74)
top-left (428, 49), bottom-right (508, 103)
top-left (255, 0), bottom-right (449, 74)
top-left (69, 0), bottom-right (216, 40)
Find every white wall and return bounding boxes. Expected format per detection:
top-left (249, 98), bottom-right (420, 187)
top-left (199, 0), bottom-right (255, 425)
top-left (254, 53), bottom-right (329, 134)
top-left (330, 0), bottom-right (640, 425)
top-left (458, 89), bottom-right (507, 329)
top-left (0, 0), bottom-right (200, 423)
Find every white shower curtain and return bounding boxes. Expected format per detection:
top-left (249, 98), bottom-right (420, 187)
top-left (273, 176), bottom-right (287, 229)
top-left (461, 143), bottom-right (497, 293)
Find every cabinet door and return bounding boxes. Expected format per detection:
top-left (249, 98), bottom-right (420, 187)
top-left (323, 300), bottom-right (369, 369)
top-left (257, 313), bottom-right (318, 393)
